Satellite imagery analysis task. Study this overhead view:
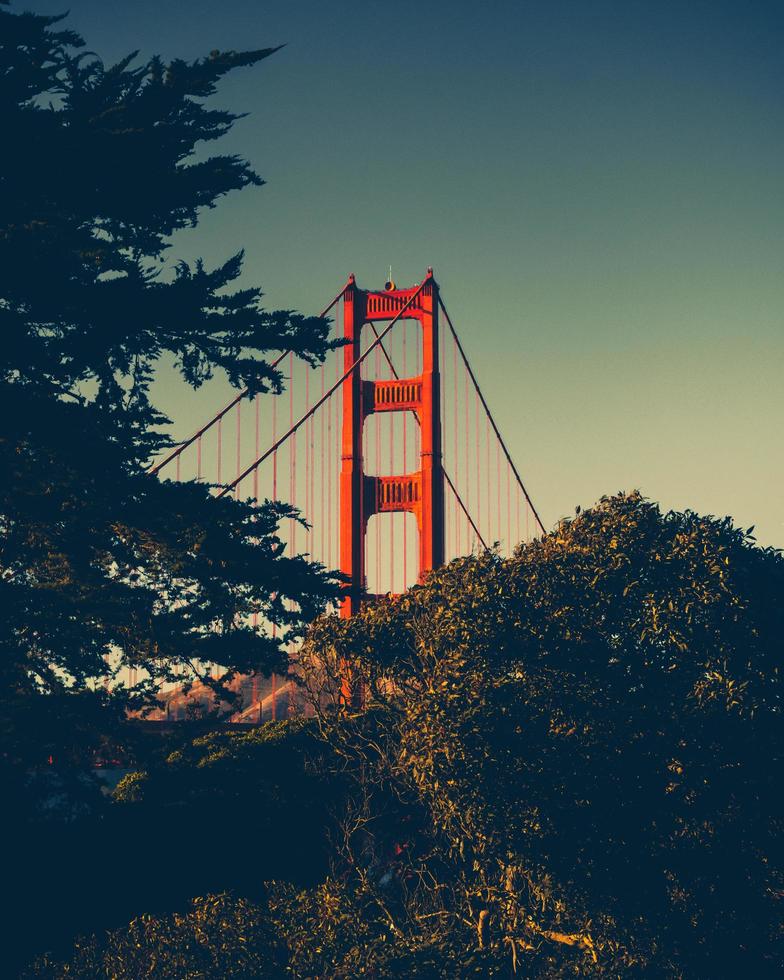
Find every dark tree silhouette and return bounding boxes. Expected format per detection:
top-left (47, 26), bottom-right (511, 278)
top-left (0, 0), bottom-right (341, 818)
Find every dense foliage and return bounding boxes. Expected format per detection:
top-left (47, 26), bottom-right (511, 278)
top-left (292, 492), bottom-right (784, 976)
top-left (0, 0), bottom-right (340, 822)
top-left (29, 493), bottom-right (784, 977)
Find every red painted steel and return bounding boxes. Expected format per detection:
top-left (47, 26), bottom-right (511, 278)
top-left (339, 270), bottom-right (444, 618)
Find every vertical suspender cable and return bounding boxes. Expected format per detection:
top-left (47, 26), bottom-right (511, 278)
top-left (252, 395), bottom-right (259, 640)
top-left (289, 352), bottom-right (296, 556)
top-left (320, 363), bottom-right (325, 565)
top-left (252, 394), bottom-right (259, 717)
top-left (272, 385), bottom-right (278, 502)
top-left (375, 345), bottom-right (381, 593)
top-left (253, 395), bottom-right (259, 503)
top-left (217, 417), bottom-right (222, 486)
top-left (288, 357), bottom-right (296, 720)
top-left (235, 401), bottom-right (241, 498)
top-left (335, 314), bottom-right (342, 571)
top-left (271, 378), bottom-right (278, 721)
top-left (334, 335), bottom-right (341, 570)
top-left (305, 367), bottom-right (310, 533)
top-left (453, 335), bottom-right (459, 558)
top-left (310, 376), bottom-right (315, 553)
top-left (389, 354), bottom-right (394, 594)
top-left (475, 388), bottom-right (481, 546)
top-left (464, 369), bottom-right (470, 548)
top-left (402, 320), bottom-right (407, 590)
top-left (496, 439), bottom-right (501, 545)
top-left (486, 415), bottom-right (491, 544)
top-left (327, 351), bottom-right (333, 569)
top-left (506, 460), bottom-right (511, 557)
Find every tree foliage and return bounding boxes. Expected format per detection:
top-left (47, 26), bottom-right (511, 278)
top-left (30, 492), bottom-right (784, 977)
top-left (294, 491), bottom-right (783, 977)
top-left (0, 0), bottom-right (340, 816)
top-left (112, 718), bottom-right (344, 888)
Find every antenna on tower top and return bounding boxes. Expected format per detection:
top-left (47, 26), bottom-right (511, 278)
top-left (384, 266), bottom-right (396, 291)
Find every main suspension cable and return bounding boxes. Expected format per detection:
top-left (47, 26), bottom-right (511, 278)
top-left (438, 297), bottom-right (546, 535)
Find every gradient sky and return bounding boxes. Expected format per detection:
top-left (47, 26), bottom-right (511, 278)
top-left (24, 0), bottom-right (784, 547)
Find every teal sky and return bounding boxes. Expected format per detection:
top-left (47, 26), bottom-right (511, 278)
top-left (25, 0), bottom-right (784, 547)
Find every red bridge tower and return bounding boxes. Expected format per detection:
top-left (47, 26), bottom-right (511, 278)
top-left (339, 269), bottom-right (445, 616)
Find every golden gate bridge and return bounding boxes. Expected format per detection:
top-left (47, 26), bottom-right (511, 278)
top-left (145, 269), bottom-right (545, 722)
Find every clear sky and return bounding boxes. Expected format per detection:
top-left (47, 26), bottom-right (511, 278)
top-left (23, 0), bottom-right (784, 547)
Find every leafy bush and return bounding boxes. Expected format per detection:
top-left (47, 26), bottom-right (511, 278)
top-left (27, 493), bottom-right (784, 977)
top-left (298, 492), bottom-right (784, 976)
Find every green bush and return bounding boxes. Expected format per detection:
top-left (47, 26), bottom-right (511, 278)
top-left (28, 494), bottom-right (784, 977)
